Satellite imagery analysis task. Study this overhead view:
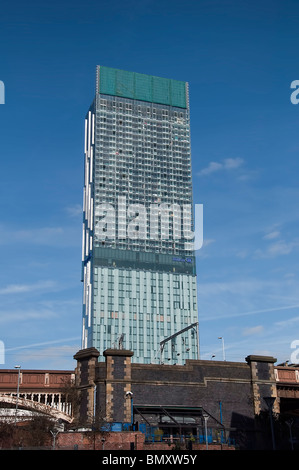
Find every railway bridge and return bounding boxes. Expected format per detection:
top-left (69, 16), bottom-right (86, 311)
top-left (0, 369), bottom-right (74, 424)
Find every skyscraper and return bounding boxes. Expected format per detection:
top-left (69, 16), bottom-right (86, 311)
top-left (81, 66), bottom-right (199, 364)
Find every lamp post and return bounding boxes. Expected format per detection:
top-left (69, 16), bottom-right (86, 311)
top-left (14, 365), bottom-right (21, 425)
top-left (218, 337), bottom-right (226, 361)
top-left (202, 411), bottom-right (209, 450)
top-left (50, 429), bottom-right (59, 450)
top-left (93, 384), bottom-right (97, 428)
top-left (264, 397), bottom-right (276, 450)
top-left (126, 391), bottom-right (134, 427)
top-left (286, 419), bottom-right (294, 451)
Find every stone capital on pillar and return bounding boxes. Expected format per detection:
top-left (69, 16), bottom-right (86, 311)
top-left (74, 348), bottom-right (100, 386)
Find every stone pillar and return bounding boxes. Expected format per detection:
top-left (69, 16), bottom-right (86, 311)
top-left (74, 347), bottom-right (100, 425)
top-left (103, 349), bottom-right (134, 424)
top-left (245, 355), bottom-right (279, 414)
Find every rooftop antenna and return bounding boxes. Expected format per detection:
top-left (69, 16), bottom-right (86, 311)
top-left (118, 333), bottom-right (124, 350)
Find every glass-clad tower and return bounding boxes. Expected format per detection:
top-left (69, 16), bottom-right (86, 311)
top-left (81, 66), bottom-right (199, 364)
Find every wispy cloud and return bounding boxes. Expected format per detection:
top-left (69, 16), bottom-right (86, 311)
top-left (0, 280), bottom-right (56, 295)
top-left (14, 227), bottom-right (64, 243)
top-left (242, 325), bottom-right (264, 336)
top-left (263, 231), bottom-right (280, 240)
top-left (197, 238), bottom-right (215, 258)
top-left (0, 224), bottom-right (80, 246)
top-left (0, 308), bottom-right (57, 324)
top-left (197, 157), bottom-right (244, 176)
top-left (267, 239), bottom-right (299, 256)
top-left (65, 203), bottom-right (82, 218)
top-left (5, 338), bottom-right (81, 370)
top-left (198, 278), bottom-right (299, 322)
top-left (200, 303), bottom-right (299, 322)
top-left (256, 236), bottom-right (299, 258)
top-left (274, 315), bottom-right (299, 329)
top-left (6, 337), bottom-right (80, 352)
top-left (13, 345), bottom-right (79, 368)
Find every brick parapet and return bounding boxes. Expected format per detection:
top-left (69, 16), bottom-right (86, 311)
top-left (73, 348), bottom-right (281, 448)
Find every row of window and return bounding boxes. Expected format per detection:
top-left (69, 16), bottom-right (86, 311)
top-left (98, 99), bottom-right (187, 118)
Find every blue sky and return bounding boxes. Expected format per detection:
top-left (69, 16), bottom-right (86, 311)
top-left (1, 0), bottom-right (299, 369)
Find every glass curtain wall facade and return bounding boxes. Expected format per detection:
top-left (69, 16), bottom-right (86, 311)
top-left (81, 66), bottom-right (199, 364)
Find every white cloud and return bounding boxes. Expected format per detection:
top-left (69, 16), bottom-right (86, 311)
top-left (197, 238), bottom-right (215, 258)
top-left (242, 325), bottom-right (264, 336)
top-left (14, 345), bottom-right (78, 368)
top-left (14, 227), bottom-right (64, 244)
top-left (0, 308), bottom-right (57, 324)
top-left (6, 337), bottom-right (80, 352)
top-left (0, 225), bottom-right (63, 245)
top-left (198, 161), bottom-right (223, 176)
top-left (198, 279), bottom-right (263, 297)
top-left (274, 315), bottom-right (299, 329)
top-left (256, 239), bottom-right (299, 258)
top-left (263, 231), bottom-right (280, 240)
top-left (65, 204), bottom-right (82, 217)
top-left (202, 238), bottom-right (215, 247)
top-left (197, 157), bottom-right (244, 176)
top-left (224, 158), bottom-right (244, 169)
top-left (0, 224), bottom-right (80, 246)
top-left (200, 302), bottom-right (299, 322)
top-left (198, 278), bottom-right (299, 322)
top-left (268, 240), bottom-right (299, 256)
top-left (6, 338), bottom-right (81, 370)
top-left (0, 280), bottom-right (56, 295)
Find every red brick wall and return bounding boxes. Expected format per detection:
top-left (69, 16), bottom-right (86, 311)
top-left (57, 431), bottom-right (145, 450)
top-left (56, 431), bottom-right (235, 451)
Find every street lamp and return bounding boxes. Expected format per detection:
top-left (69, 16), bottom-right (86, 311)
top-left (264, 396), bottom-right (276, 450)
top-left (202, 411), bottom-right (209, 450)
top-left (14, 365), bottom-right (21, 425)
top-left (50, 429), bottom-right (60, 450)
top-left (218, 337), bottom-right (226, 361)
top-left (286, 419), bottom-right (294, 451)
top-left (93, 384), bottom-right (97, 427)
top-left (126, 391), bottom-right (134, 427)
